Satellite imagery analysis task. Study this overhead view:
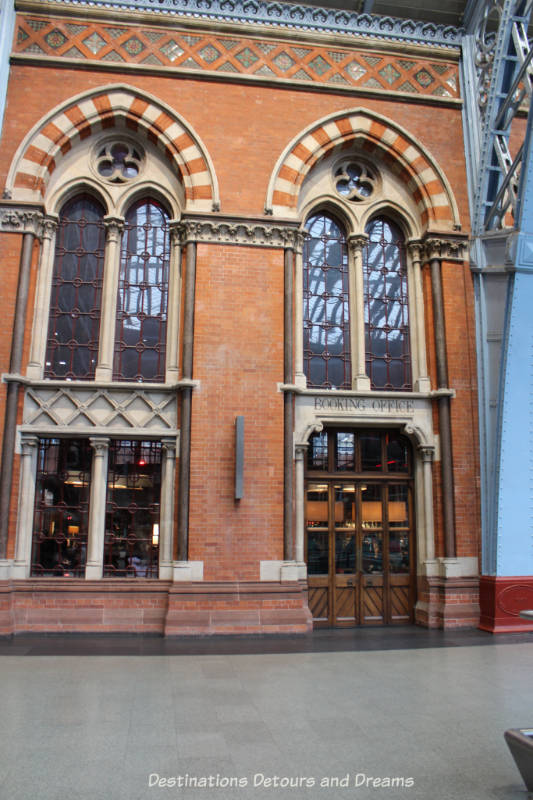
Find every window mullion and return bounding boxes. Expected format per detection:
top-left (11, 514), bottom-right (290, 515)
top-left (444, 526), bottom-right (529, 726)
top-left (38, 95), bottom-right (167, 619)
top-left (408, 240), bottom-right (431, 392)
top-left (348, 234), bottom-right (370, 390)
top-left (95, 216), bottom-right (124, 382)
top-left (27, 216), bottom-right (58, 380)
top-left (165, 222), bottom-right (182, 383)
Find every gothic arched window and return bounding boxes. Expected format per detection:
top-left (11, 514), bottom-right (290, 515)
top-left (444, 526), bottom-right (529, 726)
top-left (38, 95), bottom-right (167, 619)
top-left (45, 194), bottom-right (106, 379)
top-left (303, 212), bottom-right (351, 389)
top-left (363, 217), bottom-right (411, 390)
top-left (113, 199), bottom-right (170, 382)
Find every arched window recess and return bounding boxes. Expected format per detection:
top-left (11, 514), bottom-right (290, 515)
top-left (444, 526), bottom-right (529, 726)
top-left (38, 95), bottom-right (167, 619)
top-left (298, 203), bottom-right (430, 394)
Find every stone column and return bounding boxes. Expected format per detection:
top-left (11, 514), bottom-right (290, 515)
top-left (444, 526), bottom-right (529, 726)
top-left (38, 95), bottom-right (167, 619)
top-left (27, 215), bottom-right (58, 379)
top-left (348, 235), bottom-right (371, 390)
top-left (159, 437), bottom-right (177, 579)
top-left (420, 445), bottom-right (437, 568)
top-left (294, 443), bottom-right (307, 565)
top-left (95, 217), bottom-right (123, 381)
top-left (166, 222), bottom-right (182, 383)
top-left (0, 210), bottom-right (41, 560)
top-left (425, 238), bottom-right (456, 559)
top-left (294, 231), bottom-right (306, 387)
top-left (85, 437), bottom-right (110, 579)
top-left (284, 240), bottom-right (295, 561)
top-left (12, 434), bottom-right (39, 578)
top-left (407, 241), bottom-right (431, 392)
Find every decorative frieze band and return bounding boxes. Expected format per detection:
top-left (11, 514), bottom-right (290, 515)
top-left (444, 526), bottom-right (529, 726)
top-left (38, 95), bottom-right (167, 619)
top-left (177, 217), bottom-right (300, 248)
top-left (422, 235), bottom-right (469, 262)
top-left (0, 204), bottom-right (43, 236)
top-left (17, 0), bottom-right (463, 48)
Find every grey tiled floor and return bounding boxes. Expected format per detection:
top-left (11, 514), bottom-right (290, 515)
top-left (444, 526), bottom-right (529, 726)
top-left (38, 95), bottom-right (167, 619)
top-left (0, 634), bottom-right (532, 800)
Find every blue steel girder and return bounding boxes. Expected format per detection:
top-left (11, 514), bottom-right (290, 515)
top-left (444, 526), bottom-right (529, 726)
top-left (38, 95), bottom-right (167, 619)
top-left (474, 0), bottom-right (533, 233)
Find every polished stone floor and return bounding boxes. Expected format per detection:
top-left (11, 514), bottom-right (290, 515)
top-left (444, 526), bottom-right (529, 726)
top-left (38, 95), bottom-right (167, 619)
top-left (1, 628), bottom-right (532, 800)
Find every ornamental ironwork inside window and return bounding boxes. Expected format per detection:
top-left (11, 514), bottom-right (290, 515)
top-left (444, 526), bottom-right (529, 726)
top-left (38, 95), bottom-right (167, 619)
top-left (363, 217), bottom-right (411, 390)
top-left (303, 212), bottom-right (351, 389)
top-left (44, 194), bottom-right (106, 380)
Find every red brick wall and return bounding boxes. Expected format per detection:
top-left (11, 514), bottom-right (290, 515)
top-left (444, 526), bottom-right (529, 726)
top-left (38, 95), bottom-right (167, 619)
top-left (188, 244), bottom-right (284, 580)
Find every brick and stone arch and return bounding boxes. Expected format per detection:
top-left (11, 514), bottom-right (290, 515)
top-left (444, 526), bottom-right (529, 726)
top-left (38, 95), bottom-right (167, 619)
top-left (6, 83), bottom-right (220, 212)
top-left (265, 107), bottom-right (460, 231)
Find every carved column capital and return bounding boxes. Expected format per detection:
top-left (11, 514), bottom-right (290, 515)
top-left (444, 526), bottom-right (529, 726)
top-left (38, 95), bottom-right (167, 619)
top-left (162, 437), bottom-right (177, 459)
top-left (89, 437), bottom-right (110, 456)
top-left (407, 240), bottom-right (424, 262)
top-left (103, 216), bottom-right (124, 243)
top-left (0, 205), bottom-right (43, 236)
top-left (20, 433), bottom-right (39, 455)
top-left (419, 445), bottom-right (435, 463)
top-left (41, 215), bottom-right (59, 241)
top-left (347, 234), bottom-right (369, 256)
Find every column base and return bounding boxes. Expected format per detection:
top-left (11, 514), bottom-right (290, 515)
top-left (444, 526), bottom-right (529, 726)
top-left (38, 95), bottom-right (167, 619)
top-left (172, 561), bottom-right (204, 581)
top-left (85, 563), bottom-right (102, 580)
top-left (416, 574), bottom-right (480, 628)
top-left (11, 561), bottom-right (28, 579)
top-left (479, 575), bottom-right (533, 633)
top-left (260, 560), bottom-right (307, 581)
top-left (0, 560), bottom-right (12, 580)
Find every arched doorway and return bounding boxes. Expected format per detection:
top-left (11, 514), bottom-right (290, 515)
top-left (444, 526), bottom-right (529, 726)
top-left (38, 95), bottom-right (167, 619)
top-left (305, 428), bottom-right (415, 626)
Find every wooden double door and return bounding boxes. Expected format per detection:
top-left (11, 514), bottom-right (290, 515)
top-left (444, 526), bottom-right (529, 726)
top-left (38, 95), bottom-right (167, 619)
top-left (305, 429), bottom-right (415, 627)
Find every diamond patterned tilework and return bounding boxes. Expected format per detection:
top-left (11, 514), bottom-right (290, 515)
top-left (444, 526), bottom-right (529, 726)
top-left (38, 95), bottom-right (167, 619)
top-left (102, 50), bottom-right (125, 62)
top-left (27, 19), bottom-right (48, 31)
top-left (255, 64), bottom-right (276, 77)
top-left (256, 42), bottom-right (275, 53)
top-left (273, 51), bottom-right (295, 71)
top-left (293, 69), bottom-right (312, 81)
top-left (65, 24), bottom-right (88, 35)
top-left (64, 46), bottom-right (84, 59)
top-left (347, 61), bottom-right (367, 81)
top-left (309, 55), bottom-right (330, 75)
top-left (199, 44), bottom-right (221, 63)
top-left (15, 14), bottom-right (460, 101)
top-left (398, 81), bottom-right (417, 93)
top-left (123, 37), bottom-right (145, 56)
top-left (106, 27), bottom-right (127, 38)
top-left (142, 30), bottom-right (164, 42)
top-left (217, 62), bottom-right (239, 72)
top-left (45, 29), bottom-right (67, 48)
top-left (181, 57), bottom-right (202, 69)
top-left (142, 53), bottom-right (163, 65)
top-left (328, 73), bottom-right (349, 84)
top-left (218, 39), bottom-right (240, 50)
top-left (83, 32), bottom-right (106, 55)
top-left (415, 69), bottom-right (434, 87)
top-left (364, 77), bottom-right (383, 88)
top-left (292, 47), bottom-right (312, 58)
top-left (23, 43), bottom-right (45, 54)
top-left (379, 64), bottom-right (400, 84)
top-left (235, 47), bottom-right (258, 67)
top-left (328, 50), bottom-right (347, 63)
top-left (363, 55), bottom-right (382, 67)
top-left (160, 40), bottom-right (184, 62)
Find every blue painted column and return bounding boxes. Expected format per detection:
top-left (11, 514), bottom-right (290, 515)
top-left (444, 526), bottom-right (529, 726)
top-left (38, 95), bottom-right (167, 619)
top-left (480, 110), bottom-right (533, 630)
top-left (0, 0), bottom-right (15, 138)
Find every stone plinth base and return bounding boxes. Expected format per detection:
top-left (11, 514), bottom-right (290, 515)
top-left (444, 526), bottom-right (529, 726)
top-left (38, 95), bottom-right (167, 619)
top-left (415, 575), bottom-right (480, 628)
top-left (479, 576), bottom-right (533, 633)
top-left (0, 579), bottom-right (313, 636)
top-left (165, 581), bottom-right (313, 635)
